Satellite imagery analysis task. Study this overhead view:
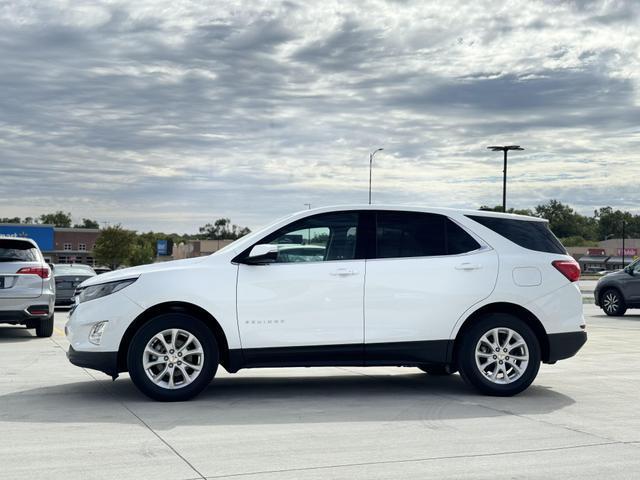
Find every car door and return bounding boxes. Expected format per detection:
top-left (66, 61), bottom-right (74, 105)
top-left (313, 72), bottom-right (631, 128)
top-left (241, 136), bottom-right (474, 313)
top-left (236, 211), bottom-right (366, 364)
top-left (625, 260), bottom-right (640, 304)
top-left (364, 211), bottom-right (498, 364)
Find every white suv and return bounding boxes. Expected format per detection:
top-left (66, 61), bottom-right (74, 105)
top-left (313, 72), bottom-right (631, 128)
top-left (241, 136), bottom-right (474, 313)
top-left (66, 206), bottom-right (586, 401)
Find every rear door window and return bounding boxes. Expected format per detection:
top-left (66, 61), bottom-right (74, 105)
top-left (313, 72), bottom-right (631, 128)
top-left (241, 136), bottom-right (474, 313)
top-left (0, 239), bottom-right (40, 262)
top-left (375, 211), bottom-right (481, 259)
top-left (466, 215), bottom-right (566, 254)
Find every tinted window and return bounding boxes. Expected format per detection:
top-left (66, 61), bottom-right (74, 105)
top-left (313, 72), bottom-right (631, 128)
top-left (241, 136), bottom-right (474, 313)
top-left (0, 239), bottom-right (40, 262)
top-left (261, 212), bottom-right (359, 263)
top-left (466, 215), bottom-right (566, 254)
top-left (376, 212), bottom-right (481, 259)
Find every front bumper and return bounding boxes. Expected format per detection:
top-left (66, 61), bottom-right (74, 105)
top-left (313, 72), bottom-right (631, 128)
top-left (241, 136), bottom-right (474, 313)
top-left (547, 331), bottom-right (587, 362)
top-left (67, 346), bottom-right (119, 378)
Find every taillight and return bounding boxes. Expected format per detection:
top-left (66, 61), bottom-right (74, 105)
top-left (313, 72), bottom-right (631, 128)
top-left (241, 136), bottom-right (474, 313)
top-left (552, 259), bottom-right (580, 282)
top-left (17, 266), bottom-right (51, 279)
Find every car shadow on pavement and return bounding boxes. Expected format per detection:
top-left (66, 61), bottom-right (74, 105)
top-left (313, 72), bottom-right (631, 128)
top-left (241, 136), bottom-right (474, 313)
top-left (0, 326), bottom-right (36, 343)
top-left (0, 371), bottom-right (575, 428)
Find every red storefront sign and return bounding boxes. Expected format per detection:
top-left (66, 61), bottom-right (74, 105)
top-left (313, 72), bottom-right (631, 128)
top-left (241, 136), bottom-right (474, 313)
top-left (617, 248), bottom-right (637, 256)
top-left (587, 248), bottom-right (606, 256)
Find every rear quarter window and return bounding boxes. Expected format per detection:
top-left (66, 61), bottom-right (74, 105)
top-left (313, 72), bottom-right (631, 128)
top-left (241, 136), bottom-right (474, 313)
top-left (466, 215), bottom-right (566, 255)
top-left (0, 239), bottom-right (41, 262)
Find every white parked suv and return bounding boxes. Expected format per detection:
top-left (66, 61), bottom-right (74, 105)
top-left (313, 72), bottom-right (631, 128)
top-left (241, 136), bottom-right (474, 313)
top-left (66, 206), bottom-right (586, 401)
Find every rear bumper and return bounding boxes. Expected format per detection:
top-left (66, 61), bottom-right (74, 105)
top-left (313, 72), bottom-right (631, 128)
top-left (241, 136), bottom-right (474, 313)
top-left (0, 306), bottom-right (52, 324)
top-left (67, 346), bottom-right (119, 378)
top-left (0, 292), bottom-right (55, 323)
top-left (547, 331), bottom-right (587, 362)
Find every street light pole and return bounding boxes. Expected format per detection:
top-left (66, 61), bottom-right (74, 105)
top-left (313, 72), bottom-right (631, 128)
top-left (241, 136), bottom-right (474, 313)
top-left (487, 145), bottom-right (524, 212)
top-left (369, 148), bottom-right (383, 205)
top-left (622, 220), bottom-right (626, 268)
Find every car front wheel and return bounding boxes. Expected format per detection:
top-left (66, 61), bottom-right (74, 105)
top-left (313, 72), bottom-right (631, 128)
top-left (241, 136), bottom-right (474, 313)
top-left (457, 314), bottom-right (540, 396)
top-left (127, 313), bottom-right (218, 401)
top-left (601, 289), bottom-right (626, 316)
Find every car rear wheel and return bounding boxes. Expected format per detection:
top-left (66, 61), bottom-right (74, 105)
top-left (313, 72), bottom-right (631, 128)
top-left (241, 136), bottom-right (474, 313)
top-left (35, 315), bottom-right (54, 338)
top-left (127, 313), bottom-right (218, 402)
top-left (601, 289), bottom-right (626, 316)
top-left (457, 314), bottom-right (540, 396)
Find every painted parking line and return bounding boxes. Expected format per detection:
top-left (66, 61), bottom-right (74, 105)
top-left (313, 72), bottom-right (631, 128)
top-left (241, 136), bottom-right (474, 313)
top-left (54, 327), bottom-right (65, 337)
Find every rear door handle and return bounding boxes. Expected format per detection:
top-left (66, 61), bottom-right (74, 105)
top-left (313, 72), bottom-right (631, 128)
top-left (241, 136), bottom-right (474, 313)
top-left (330, 268), bottom-right (358, 276)
top-left (455, 262), bottom-right (482, 271)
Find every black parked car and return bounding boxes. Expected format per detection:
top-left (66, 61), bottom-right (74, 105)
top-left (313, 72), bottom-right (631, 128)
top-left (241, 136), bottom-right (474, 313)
top-left (54, 264), bottom-right (96, 306)
top-left (594, 259), bottom-right (640, 316)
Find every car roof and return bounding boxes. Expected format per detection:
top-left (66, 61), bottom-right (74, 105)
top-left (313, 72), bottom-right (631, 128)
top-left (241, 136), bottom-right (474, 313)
top-left (287, 204), bottom-right (546, 223)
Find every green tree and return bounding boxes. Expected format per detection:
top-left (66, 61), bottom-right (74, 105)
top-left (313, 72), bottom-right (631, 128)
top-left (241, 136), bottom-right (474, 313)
top-left (74, 218), bottom-right (100, 229)
top-left (594, 207), bottom-right (638, 240)
top-left (93, 225), bottom-right (136, 269)
top-left (478, 205), bottom-right (534, 216)
top-left (0, 217), bottom-right (22, 224)
top-left (39, 211), bottom-right (72, 227)
top-left (534, 200), bottom-right (597, 240)
top-left (199, 218), bottom-right (251, 240)
top-left (129, 238), bottom-right (155, 266)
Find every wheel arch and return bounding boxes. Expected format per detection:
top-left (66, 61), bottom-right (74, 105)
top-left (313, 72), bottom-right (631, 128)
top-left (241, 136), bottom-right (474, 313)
top-left (451, 302), bottom-right (551, 364)
top-left (117, 301), bottom-right (231, 373)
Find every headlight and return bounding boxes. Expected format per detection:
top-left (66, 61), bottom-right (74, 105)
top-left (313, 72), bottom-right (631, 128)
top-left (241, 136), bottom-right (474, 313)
top-left (77, 278), bottom-right (137, 304)
top-left (88, 321), bottom-right (108, 345)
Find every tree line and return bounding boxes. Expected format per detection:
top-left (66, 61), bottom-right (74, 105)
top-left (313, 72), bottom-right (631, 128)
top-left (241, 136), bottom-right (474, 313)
top-left (1, 211), bottom-right (99, 229)
top-left (480, 200), bottom-right (640, 246)
top-left (95, 218), bottom-right (251, 269)
top-left (1, 212), bottom-right (251, 269)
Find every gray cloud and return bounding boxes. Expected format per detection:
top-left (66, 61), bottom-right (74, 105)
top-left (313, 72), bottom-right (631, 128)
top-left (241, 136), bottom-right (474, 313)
top-left (0, 0), bottom-right (639, 232)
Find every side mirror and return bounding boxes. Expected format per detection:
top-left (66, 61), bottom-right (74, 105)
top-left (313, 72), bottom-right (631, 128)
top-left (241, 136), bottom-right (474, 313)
top-left (626, 266), bottom-right (635, 276)
top-left (242, 244), bottom-right (278, 265)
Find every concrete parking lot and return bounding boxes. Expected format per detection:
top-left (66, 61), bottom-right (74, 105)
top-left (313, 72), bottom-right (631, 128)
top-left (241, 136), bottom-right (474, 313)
top-left (1, 304), bottom-right (639, 480)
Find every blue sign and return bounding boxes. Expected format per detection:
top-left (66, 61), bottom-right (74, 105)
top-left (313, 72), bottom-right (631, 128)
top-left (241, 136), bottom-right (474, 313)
top-left (0, 225), bottom-right (55, 251)
top-left (157, 239), bottom-right (169, 256)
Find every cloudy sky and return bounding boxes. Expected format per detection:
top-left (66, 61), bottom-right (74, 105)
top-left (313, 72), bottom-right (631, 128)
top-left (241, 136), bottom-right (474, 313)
top-left (1, 0), bottom-right (639, 233)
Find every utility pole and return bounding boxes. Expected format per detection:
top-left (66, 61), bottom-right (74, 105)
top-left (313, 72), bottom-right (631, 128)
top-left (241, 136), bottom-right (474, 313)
top-left (369, 148), bottom-right (383, 204)
top-left (622, 220), bottom-right (626, 268)
top-left (487, 145), bottom-right (524, 212)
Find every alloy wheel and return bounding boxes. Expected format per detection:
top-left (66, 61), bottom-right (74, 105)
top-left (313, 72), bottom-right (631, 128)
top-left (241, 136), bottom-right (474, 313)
top-left (474, 327), bottom-right (529, 385)
top-left (603, 292), bottom-right (620, 314)
top-left (142, 328), bottom-right (204, 389)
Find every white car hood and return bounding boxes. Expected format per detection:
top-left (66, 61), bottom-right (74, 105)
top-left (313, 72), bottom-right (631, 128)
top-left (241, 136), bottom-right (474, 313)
top-left (82, 257), bottom-right (209, 287)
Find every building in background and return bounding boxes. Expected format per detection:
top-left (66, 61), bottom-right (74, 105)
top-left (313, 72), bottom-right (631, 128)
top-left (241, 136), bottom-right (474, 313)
top-left (52, 227), bottom-right (101, 265)
top-left (173, 239), bottom-right (235, 259)
top-left (0, 223), bottom-right (101, 265)
top-left (567, 239), bottom-right (640, 273)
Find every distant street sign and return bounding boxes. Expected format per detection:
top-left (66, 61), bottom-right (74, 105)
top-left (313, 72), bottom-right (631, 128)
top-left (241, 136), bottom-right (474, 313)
top-left (157, 240), bottom-right (168, 256)
top-left (157, 239), bottom-right (172, 256)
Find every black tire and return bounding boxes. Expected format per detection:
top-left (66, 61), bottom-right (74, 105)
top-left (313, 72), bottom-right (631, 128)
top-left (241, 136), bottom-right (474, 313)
top-left (35, 315), bottom-right (54, 338)
top-left (127, 313), bottom-right (218, 402)
top-left (457, 314), bottom-right (541, 397)
top-left (419, 365), bottom-right (457, 376)
top-left (601, 288), bottom-right (626, 316)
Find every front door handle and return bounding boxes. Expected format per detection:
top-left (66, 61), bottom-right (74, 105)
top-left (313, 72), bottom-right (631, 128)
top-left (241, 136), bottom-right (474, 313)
top-left (455, 262), bottom-right (482, 271)
top-left (330, 268), bottom-right (358, 276)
